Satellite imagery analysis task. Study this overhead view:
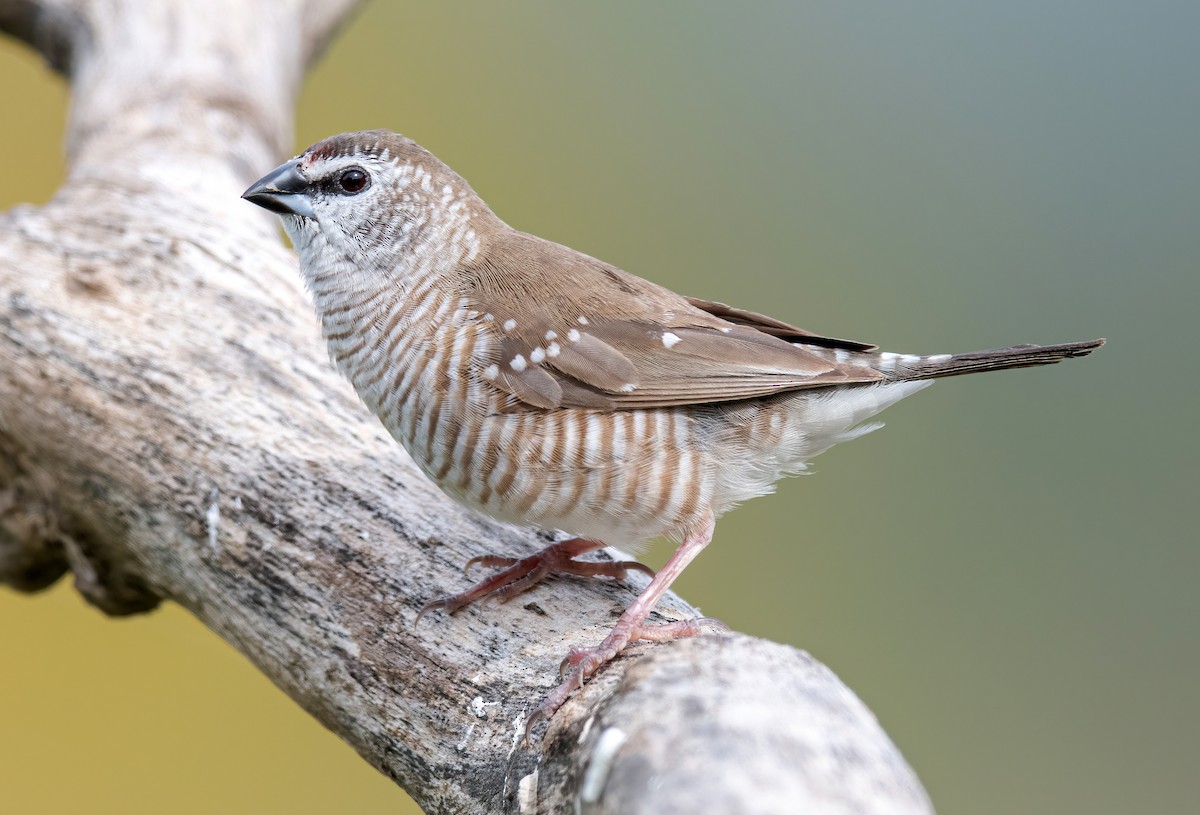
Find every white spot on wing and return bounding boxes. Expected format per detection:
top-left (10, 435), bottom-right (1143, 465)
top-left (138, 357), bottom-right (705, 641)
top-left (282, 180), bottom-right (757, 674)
top-left (503, 318), bottom-right (517, 331)
top-left (835, 349), bottom-right (850, 364)
top-left (577, 316), bottom-right (589, 325)
top-left (544, 330), bottom-right (557, 341)
top-left (530, 347), bottom-right (546, 364)
top-left (546, 342), bottom-right (561, 358)
top-left (567, 329), bottom-right (581, 342)
top-left (484, 364), bottom-right (499, 380)
top-left (662, 331), bottom-right (682, 349)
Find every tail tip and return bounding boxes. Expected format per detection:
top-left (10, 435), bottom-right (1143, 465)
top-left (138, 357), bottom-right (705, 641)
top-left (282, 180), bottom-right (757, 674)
top-left (1068, 338), bottom-right (1106, 356)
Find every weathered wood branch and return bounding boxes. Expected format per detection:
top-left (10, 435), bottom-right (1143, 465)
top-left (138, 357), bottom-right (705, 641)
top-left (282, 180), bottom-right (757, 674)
top-left (0, 1), bottom-right (933, 812)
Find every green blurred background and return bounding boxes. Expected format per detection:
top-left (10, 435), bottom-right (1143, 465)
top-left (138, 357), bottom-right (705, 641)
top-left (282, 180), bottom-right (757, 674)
top-left (2, 2), bottom-right (1196, 813)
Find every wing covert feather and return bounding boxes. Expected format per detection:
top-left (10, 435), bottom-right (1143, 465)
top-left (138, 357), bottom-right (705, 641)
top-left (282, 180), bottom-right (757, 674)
top-left (461, 231), bottom-right (883, 410)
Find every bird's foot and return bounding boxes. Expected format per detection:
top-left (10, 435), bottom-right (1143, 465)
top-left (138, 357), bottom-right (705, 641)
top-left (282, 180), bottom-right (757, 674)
top-left (522, 614), bottom-right (729, 742)
top-left (416, 537), bottom-right (654, 623)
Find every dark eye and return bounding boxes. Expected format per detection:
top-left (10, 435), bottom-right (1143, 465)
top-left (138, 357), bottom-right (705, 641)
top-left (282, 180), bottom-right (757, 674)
top-left (337, 167), bottom-right (369, 194)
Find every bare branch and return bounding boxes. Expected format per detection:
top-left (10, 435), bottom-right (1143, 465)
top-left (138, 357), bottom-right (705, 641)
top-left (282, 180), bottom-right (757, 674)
top-left (0, 1), bottom-right (932, 812)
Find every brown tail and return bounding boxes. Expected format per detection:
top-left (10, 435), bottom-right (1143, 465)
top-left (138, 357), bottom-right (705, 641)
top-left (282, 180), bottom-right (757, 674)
top-left (880, 338), bottom-right (1105, 380)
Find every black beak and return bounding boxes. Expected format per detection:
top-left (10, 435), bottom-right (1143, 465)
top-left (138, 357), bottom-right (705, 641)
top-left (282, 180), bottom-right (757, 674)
top-left (242, 160), bottom-right (315, 218)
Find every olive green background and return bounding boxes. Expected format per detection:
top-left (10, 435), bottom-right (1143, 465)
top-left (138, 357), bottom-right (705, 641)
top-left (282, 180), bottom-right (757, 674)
top-left (2, 2), bottom-right (1196, 813)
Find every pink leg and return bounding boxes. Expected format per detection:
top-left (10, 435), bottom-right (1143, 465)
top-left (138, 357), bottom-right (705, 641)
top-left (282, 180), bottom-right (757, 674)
top-left (416, 537), bottom-right (655, 624)
top-left (524, 513), bottom-right (727, 740)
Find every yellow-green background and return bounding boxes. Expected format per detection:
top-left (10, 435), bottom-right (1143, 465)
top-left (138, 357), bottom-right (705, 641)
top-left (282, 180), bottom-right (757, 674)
top-left (2, 2), bottom-right (1196, 813)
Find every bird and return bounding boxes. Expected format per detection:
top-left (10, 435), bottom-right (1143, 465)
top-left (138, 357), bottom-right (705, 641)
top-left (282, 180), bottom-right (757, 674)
top-left (242, 129), bottom-right (1103, 735)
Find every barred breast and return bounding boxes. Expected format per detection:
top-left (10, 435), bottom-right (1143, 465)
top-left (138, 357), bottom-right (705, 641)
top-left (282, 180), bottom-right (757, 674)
top-left (458, 406), bottom-right (716, 548)
top-left (312, 263), bottom-right (930, 548)
top-left (315, 275), bottom-right (716, 548)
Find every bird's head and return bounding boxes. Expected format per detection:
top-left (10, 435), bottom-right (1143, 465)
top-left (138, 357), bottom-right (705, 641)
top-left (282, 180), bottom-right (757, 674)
top-left (243, 130), bottom-right (492, 281)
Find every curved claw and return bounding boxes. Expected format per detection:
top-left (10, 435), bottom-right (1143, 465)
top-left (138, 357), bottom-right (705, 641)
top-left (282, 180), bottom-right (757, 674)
top-left (414, 597), bottom-right (456, 626)
top-left (558, 650), bottom-right (580, 678)
top-left (521, 706), bottom-right (548, 746)
top-left (557, 646), bottom-right (609, 679)
top-left (522, 666), bottom-right (588, 746)
top-left (464, 554), bottom-right (518, 575)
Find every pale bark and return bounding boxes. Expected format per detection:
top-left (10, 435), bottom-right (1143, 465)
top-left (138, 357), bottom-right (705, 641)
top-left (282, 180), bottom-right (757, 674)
top-left (0, 1), bottom-right (933, 813)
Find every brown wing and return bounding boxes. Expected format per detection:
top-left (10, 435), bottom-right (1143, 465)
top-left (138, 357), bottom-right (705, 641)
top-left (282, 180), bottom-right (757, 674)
top-left (460, 230), bottom-right (884, 411)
